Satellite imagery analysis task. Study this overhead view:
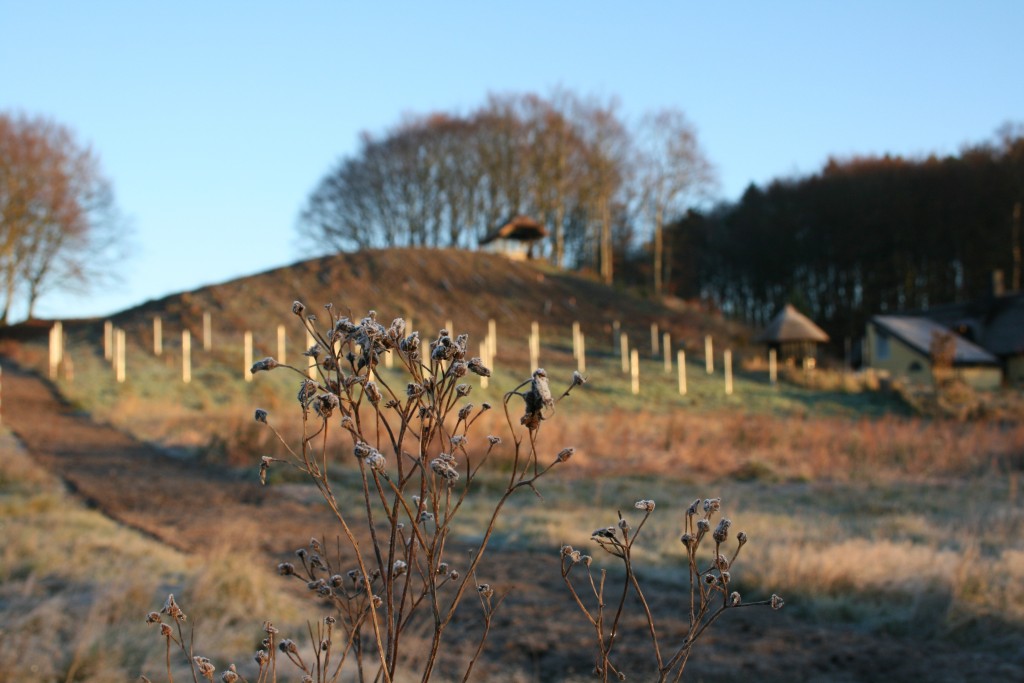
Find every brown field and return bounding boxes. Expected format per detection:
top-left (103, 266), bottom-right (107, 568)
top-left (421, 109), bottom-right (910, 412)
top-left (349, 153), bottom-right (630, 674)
top-left (1, 252), bottom-right (1023, 682)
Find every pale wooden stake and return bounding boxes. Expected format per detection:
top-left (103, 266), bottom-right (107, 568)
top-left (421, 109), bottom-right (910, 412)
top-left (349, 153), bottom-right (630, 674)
top-left (663, 332), bottom-right (672, 373)
top-left (103, 320), bottom-right (112, 361)
top-left (203, 312), bottom-right (212, 351)
top-left (578, 333), bottom-right (586, 374)
top-left (488, 319), bottom-right (497, 358)
top-left (49, 322), bottom-right (64, 379)
top-left (724, 349), bottom-right (733, 395)
top-left (769, 348), bottom-right (778, 385)
top-left (182, 330), bottom-right (192, 383)
top-left (244, 331), bottom-right (253, 382)
top-left (306, 329), bottom-right (317, 379)
top-left (153, 316), bottom-right (163, 356)
top-left (678, 350), bottom-right (687, 395)
top-left (620, 333), bottom-right (629, 373)
top-left (115, 328), bottom-right (126, 383)
top-left (705, 335), bottom-right (714, 374)
top-left (480, 341), bottom-right (489, 389)
top-left (630, 348), bottom-right (640, 395)
top-left (572, 321), bottom-right (581, 360)
top-left (651, 322), bottom-right (659, 356)
top-left (445, 319), bottom-right (454, 335)
top-left (277, 324), bottom-right (287, 364)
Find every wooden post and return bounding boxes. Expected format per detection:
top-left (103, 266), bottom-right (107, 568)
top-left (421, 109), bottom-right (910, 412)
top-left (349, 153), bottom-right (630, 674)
top-left (630, 348), bottom-right (640, 395)
top-left (480, 341), bottom-right (489, 389)
top-left (620, 333), bottom-right (629, 373)
top-left (182, 330), bottom-right (192, 383)
top-left (663, 332), bottom-right (672, 373)
top-left (115, 328), bottom-right (126, 383)
top-left (277, 324), bottom-right (287, 364)
top-left (572, 321), bottom-right (581, 360)
top-left (153, 316), bottom-right (163, 356)
top-left (678, 350), bottom-right (687, 395)
top-left (530, 322), bottom-right (540, 370)
top-left (578, 333), bottom-right (586, 374)
top-left (203, 312), bottom-right (212, 351)
top-left (651, 322), bottom-right (659, 356)
top-left (244, 331), bottom-right (253, 382)
top-left (103, 320), bottom-right (112, 361)
top-left (705, 335), bottom-right (714, 374)
top-left (306, 329), bottom-right (317, 379)
top-left (445, 319), bottom-right (454, 335)
top-left (49, 321), bottom-right (63, 379)
top-left (725, 349), bottom-right (733, 395)
top-left (488, 319), bottom-right (497, 358)
top-left (769, 348), bottom-right (778, 385)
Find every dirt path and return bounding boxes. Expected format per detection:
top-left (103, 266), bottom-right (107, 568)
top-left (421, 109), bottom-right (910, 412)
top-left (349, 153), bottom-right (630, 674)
top-left (3, 357), bottom-right (1020, 682)
top-left (0, 357), bottom-right (332, 557)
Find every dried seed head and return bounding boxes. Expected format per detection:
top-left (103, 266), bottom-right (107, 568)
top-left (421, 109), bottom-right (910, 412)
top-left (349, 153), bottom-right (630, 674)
top-left (592, 527), bottom-right (617, 539)
top-left (279, 639), bottom-right (299, 654)
top-left (254, 408), bottom-right (268, 423)
top-left (704, 573), bottom-right (717, 584)
top-left (277, 562), bottom-right (295, 576)
top-left (221, 671), bottom-right (239, 683)
top-left (392, 560), bottom-right (408, 576)
top-left (160, 623), bottom-right (174, 637)
top-left (406, 382), bottom-right (425, 399)
top-left (292, 301), bottom-right (306, 315)
top-left (193, 656), bottom-right (215, 677)
top-left (146, 611), bottom-right (161, 624)
top-left (365, 451), bottom-right (387, 474)
top-left (457, 403), bottom-right (474, 421)
top-left (771, 594), bottom-right (785, 610)
top-left (372, 595), bottom-right (383, 608)
top-left (455, 383), bottom-right (471, 397)
top-left (365, 381), bottom-right (382, 404)
top-left (696, 519), bottom-right (711, 534)
top-left (704, 498), bottom-right (721, 514)
top-left (263, 622), bottom-right (279, 634)
top-left (437, 562), bottom-right (449, 575)
top-left (713, 518), bottom-right (732, 544)
top-left (561, 545), bottom-right (574, 557)
top-left (250, 357), bottom-right (279, 374)
top-left (324, 616), bottom-right (336, 625)
top-left (296, 548), bottom-right (308, 560)
top-left (715, 553), bottom-right (730, 570)
top-left (634, 499), bottom-right (655, 512)
top-left (720, 571), bottom-right (731, 584)
top-left (737, 531), bottom-right (748, 546)
top-left (572, 371), bottom-right (587, 386)
top-left (687, 498), bottom-right (701, 516)
top-left (487, 435), bottom-right (502, 445)
top-left (353, 441), bottom-right (376, 460)
top-left (254, 650), bottom-right (269, 666)
top-left (477, 583), bottom-right (494, 599)
top-left (451, 435), bottom-right (467, 448)
top-left (467, 357), bottom-right (491, 377)
top-left (259, 456), bottom-right (272, 485)
top-left (730, 591), bottom-right (741, 606)
top-left (160, 594), bottom-right (186, 622)
top-left (570, 550), bottom-right (582, 563)
top-left (583, 555), bottom-right (593, 566)
top-left (556, 447), bottom-right (575, 462)
top-left (618, 518), bottom-right (630, 532)
top-left (680, 533), bottom-right (694, 548)
top-left (449, 570), bottom-right (460, 581)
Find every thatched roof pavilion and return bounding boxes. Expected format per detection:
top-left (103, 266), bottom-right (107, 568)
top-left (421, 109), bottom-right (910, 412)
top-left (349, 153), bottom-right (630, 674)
top-left (479, 215), bottom-right (547, 260)
top-left (756, 304), bottom-right (829, 365)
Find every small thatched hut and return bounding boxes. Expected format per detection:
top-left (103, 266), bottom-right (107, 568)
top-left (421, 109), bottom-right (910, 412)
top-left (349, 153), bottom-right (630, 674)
top-left (755, 304), bottom-right (830, 366)
top-left (478, 215), bottom-right (547, 260)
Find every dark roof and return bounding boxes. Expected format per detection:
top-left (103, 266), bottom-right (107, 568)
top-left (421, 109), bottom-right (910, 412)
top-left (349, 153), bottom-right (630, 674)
top-left (479, 215), bottom-right (547, 245)
top-left (871, 315), bottom-right (999, 366)
top-left (755, 304), bottom-right (829, 344)
top-left (912, 293), bottom-right (1024, 357)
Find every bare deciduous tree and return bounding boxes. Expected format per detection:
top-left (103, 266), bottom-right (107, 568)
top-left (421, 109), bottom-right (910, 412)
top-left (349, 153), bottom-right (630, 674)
top-left (0, 112), bottom-right (125, 323)
top-left (636, 108), bottom-right (716, 296)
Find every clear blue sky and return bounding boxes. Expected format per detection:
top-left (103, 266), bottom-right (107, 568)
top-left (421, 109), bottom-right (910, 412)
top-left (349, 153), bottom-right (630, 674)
top-left (2, 1), bottom-right (1023, 320)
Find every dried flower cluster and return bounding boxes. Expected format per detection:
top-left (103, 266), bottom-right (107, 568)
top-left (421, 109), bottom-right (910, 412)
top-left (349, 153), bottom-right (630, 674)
top-left (562, 496), bottom-right (782, 682)
top-left (145, 304), bottom-right (582, 683)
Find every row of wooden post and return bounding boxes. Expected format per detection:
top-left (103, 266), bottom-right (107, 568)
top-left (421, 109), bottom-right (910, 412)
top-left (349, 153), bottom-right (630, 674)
top-left (48, 315), bottom-right (754, 397)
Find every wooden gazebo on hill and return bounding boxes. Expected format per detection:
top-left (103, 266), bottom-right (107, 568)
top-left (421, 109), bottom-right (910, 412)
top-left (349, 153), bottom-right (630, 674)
top-left (479, 215), bottom-right (547, 260)
top-left (755, 304), bottom-right (830, 367)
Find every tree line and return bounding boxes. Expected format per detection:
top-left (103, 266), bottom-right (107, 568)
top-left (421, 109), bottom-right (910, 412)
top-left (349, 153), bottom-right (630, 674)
top-left (669, 125), bottom-right (1024, 345)
top-left (300, 90), bottom-right (715, 292)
